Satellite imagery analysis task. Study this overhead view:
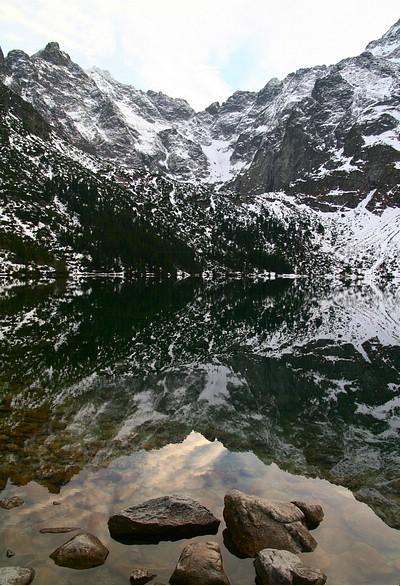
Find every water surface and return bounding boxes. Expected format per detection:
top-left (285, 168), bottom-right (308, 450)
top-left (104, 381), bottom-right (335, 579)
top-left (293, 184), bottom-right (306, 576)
top-left (0, 277), bottom-right (399, 584)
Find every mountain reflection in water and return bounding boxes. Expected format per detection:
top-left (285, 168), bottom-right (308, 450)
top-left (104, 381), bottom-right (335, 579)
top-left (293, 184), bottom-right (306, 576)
top-left (0, 276), bottom-right (399, 584)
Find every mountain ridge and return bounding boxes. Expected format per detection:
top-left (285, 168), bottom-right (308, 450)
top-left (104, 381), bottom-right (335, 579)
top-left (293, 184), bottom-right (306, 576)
top-left (0, 21), bottom-right (399, 278)
top-left (1, 20), bottom-right (399, 192)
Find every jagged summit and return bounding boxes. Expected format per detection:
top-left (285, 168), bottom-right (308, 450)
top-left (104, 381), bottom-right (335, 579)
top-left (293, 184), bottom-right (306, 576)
top-left (33, 41), bottom-right (72, 66)
top-left (365, 19), bottom-right (400, 60)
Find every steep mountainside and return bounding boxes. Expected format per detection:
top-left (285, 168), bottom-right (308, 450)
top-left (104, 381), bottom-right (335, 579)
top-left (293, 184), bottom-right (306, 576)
top-left (0, 21), bottom-right (399, 277)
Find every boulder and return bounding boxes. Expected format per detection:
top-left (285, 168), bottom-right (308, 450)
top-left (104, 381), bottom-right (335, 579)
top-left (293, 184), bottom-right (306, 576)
top-left (6, 549), bottom-right (15, 558)
top-left (223, 490), bottom-right (317, 557)
top-left (108, 495), bottom-right (219, 543)
top-left (254, 548), bottom-right (327, 584)
top-left (291, 501), bottom-right (324, 529)
top-left (130, 568), bottom-right (157, 584)
top-left (170, 541), bottom-right (230, 584)
top-left (0, 567), bottom-right (35, 584)
top-left (0, 497), bottom-right (24, 510)
top-left (49, 532), bottom-right (109, 569)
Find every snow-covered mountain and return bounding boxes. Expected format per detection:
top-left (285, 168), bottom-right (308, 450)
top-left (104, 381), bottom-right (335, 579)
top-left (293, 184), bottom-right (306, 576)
top-left (1, 22), bottom-right (399, 196)
top-left (0, 21), bottom-right (399, 277)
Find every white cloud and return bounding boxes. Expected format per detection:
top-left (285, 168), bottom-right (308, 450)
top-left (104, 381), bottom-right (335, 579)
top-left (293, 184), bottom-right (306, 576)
top-left (0, 0), bottom-right (399, 110)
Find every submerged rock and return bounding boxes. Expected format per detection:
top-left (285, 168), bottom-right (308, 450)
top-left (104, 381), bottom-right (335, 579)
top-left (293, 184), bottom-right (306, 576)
top-left (130, 568), bottom-right (157, 584)
top-left (223, 490), bottom-right (317, 557)
top-left (39, 527), bottom-right (80, 534)
top-left (49, 532), bottom-right (109, 569)
top-left (254, 548), bottom-right (327, 584)
top-left (0, 567), bottom-right (35, 584)
top-left (0, 497), bottom-right (24, 510)
top-left (170, 541), bottom-right (230, 584)
top-left (291, 501), bottom-right (324, 529)
top-left (108, 495), bottom-right (220, 543)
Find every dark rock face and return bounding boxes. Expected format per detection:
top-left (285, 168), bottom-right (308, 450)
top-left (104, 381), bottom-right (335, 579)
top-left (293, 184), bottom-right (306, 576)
top-left (0, 82), bottom-right (50, 140)
top-left (130, 568), bottom-right (157, 584)
top-left (108, 495), bottom-right (220, 543)
top-left (49, 532), bottom-right (109, 569)
top-left (223, 490), bottom-right (318, 557)
top-left (0, 567), bottom-right (35, 584)
top-left (254, 548), bottom-right (327, 585)
top-left (170, 541), bottom-right (230, 585)
top-left (291, 501), bottom-right (324, 529)
top-left (0, 496), bottom-right (24, 510)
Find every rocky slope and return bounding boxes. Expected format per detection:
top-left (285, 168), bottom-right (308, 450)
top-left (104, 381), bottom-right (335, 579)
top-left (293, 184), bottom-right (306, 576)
top-left (0, 21), bottom-right (399, 277)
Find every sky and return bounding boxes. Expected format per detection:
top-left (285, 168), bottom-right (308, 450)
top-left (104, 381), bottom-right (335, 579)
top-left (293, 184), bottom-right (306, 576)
top-left (0, 0), bottom-right (399, 110)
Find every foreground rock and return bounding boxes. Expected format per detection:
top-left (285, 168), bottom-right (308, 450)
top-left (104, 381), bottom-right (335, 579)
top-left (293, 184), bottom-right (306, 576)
top-left (50, 532), bottom-right (109, 569)
top-left (223, 490), bottom-right (317, 557)
top-left (0, 567), bottom-right (35, 584)
top-left (254, 549), bottom-right (327, 584)
top-left (170, 541), bottom-right (230, 585)
top-left (108, 495), bottom-right (220, 543)
top-left (130, 568), bottom-right (157, 584)
top-left (291, 501), bottom-right (324, 529)
top-left (0, 497), bottom-right (24, 510)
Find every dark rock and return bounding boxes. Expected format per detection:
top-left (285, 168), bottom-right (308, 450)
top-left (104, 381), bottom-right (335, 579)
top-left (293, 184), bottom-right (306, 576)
top-left (130, 568), bottom-right (157, 584)
top-left (6, 549), bottom-right (15, 558)
top-left (170, 541), bottom-right (230, 585)
top-left (52, 501), bottom-right (61, 505)
top-left (108, 495), bottom-right (220, 543)
top-left (291, 501), bottom-right (324, 529)
top-left (39, 527), bottom-right (80, 534)
top-left (0, 567), bottom-right (35, 584)
top-left (254, 548), bottom-right (327, 584)
top-left (0, 496), bottom-right (24, 510)
top-left (49, 532), bottom-right (109, 569)
top-left (223, 490), bottom-right (317, 557)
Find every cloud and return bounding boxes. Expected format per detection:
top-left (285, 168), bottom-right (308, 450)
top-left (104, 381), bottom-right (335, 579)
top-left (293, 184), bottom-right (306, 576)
top-left (0, 0), bottom-right (399, 110)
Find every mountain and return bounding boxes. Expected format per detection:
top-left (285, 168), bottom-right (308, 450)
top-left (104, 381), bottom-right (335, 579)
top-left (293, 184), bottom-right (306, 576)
top-left (0, 22), bottom-right (399, 277)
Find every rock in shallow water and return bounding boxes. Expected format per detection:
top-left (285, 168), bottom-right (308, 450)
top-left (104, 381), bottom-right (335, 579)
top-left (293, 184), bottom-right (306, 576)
top-left (39, 527), bottom-right (80, 534)
top-left (223, 490), bottom-right (317, 557)
top-left (130, 568), bottom-right (157, 584)
top-left (0, 497), bottom-right (24, 510)
top-left (254, 548), bottom-right (327, 584)
top-left (170, 541), bottom-right (230, 585)
top-left (0, 567), bottom-right (35, 584)
top-left (291, 501), bottom-right (324, 530)
top-left (108, 495), bottom-right (220, 543)
top-left (49, 532), bottom-right (109, 569)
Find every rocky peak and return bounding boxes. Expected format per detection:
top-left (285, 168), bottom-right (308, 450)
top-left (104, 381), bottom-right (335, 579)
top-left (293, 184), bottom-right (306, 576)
top-left (205, 101), bottom-right (220, 115)
top-left (33, 41), bottom-right (72, 66)
top-left (5, 49), bottom-right (31, 69)
top-left (365, 20), bottom-right (400, 61)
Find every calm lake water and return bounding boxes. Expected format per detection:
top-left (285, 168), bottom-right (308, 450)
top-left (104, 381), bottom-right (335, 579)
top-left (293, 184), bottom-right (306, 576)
top-left (0, 277), bottom-right (399, 585)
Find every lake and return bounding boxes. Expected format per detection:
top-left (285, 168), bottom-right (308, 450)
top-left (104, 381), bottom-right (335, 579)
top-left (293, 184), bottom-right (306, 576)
top-left (0, 276), bottom-right (399, 585)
